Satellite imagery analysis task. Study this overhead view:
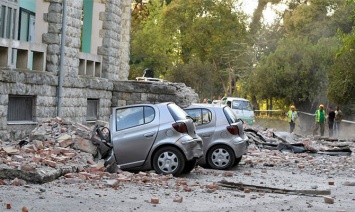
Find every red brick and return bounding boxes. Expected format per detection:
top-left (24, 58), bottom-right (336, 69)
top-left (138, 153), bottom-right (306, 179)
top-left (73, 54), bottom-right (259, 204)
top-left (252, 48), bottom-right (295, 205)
top-left (63, 152), bottom-right (76, 158)
top-left (205, 184), bottom-right (218, 190)
top-left (328, 181), bottom-right (335, 185)
top-left (177, 179), bottom-right (188, 185)
top-left (6, 203), bottom-right (11, 209)
top-left (9, 161), bottom-right (21, 167)
top-left (117, 177), bottom-right (131, 183)
top-left (32, 155), bottom-right (42, 164)
top-left (244, 189), bottom-right (251, 193)
top-left (43, 159), bottom-right (56, 168)
top-left (223, 171), bottom-right (233, 177)
top-left (297, 164), bottom-right (305, 169)
top-left (151, 197), bottom-right (159, 204)
top-left (183, 186), bottom-right (192, 192)
top-left (52, 147), bottom-right (62, 155)
top-left (43, 139), bottom-right (55, 147)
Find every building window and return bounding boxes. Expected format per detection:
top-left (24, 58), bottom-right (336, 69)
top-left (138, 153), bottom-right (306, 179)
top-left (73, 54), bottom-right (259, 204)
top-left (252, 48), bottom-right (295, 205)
top-left (87, 99), bottom-right (99, 121)
top-left (7, 95), bottom-right (34, 122)
top-left (19, 8), bottom-right (35, 42)
top-left (0, 0), bottom-right (19, 39)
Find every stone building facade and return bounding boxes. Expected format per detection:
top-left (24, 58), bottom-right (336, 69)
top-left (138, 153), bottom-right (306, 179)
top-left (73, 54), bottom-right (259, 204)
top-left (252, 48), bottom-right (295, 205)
top-left (0, 0), bottom-right (198, 140)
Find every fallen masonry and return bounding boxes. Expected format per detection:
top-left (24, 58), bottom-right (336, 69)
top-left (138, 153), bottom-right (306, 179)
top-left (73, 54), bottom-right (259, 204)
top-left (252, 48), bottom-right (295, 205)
top-left (1, 119), bottom-right (355, 211)
top-left (0, 118), bottom-right (354, 188)
top-left (0, 117), bottom-right (102, 183)
top-left (244, 127), bottom-right (354, 155)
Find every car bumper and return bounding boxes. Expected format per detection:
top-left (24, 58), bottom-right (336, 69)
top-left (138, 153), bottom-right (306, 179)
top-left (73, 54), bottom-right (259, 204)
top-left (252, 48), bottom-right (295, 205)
top-left (231, 135), bottom-right (249, 158)
top-left (179, 136), bottom-right (204, 160)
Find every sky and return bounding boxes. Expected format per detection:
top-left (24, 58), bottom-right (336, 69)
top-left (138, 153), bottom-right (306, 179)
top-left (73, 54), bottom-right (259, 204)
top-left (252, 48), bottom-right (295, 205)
top-left (241, 0), bottom-right (288, 24)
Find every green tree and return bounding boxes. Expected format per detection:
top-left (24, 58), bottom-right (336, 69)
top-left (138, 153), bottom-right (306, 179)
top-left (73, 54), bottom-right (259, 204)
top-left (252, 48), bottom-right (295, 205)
top-left (161, 0), bottom-right (249, 96)
top-left (130, 0), bottom-right (176, 79)
top-left (252, 36), bottom-right (340, 110)
top-left (327, 0), bottom-right (355, 104)
top-left (165, 57), bottom-right (216, 99)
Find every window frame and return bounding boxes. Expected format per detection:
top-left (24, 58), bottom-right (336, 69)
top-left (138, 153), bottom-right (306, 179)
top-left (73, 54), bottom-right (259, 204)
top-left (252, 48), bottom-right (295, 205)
top-left (86, 98), bottom-right (99, 121)
top-left (7, 95), bottom-right (35, 123)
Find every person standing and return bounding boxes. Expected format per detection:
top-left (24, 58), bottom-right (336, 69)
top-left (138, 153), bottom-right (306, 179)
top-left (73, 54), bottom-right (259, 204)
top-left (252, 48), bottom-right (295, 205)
top-left (287, 105), bottom-right (298, 133)
top-left (327, 106), bottom-right (335, 137)
top-left (313, 104), bottom-right (327, 136)
top-left (334, 105), bottom-right (344, 137)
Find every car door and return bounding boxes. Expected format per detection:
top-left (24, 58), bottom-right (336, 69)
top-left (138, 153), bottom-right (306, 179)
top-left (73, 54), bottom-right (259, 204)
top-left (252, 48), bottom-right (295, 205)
top-left (111, 105), bottom-right (159, 168)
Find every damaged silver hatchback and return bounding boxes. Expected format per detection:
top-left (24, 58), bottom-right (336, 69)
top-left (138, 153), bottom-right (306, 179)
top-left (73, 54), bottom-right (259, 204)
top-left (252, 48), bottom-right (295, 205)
top-left (184, 104), bottom-right (249, 170)
top-left (92, 102), bottom-right (203, 176)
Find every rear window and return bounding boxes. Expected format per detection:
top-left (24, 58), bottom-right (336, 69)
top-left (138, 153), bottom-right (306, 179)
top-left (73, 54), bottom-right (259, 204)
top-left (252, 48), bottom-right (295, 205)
top-left (224, 106), bottom-right (239, 124)
top-left (167, 103), bottom-right (188, 121)
top-left (116, 106), bottom-right (155, 131)
top-left (185, 108), bottom-right (212, 126)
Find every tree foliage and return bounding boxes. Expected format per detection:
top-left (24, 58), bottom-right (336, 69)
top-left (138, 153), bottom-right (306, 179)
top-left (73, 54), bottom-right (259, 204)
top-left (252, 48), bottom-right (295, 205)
top-left (327, 0), bottom-right (355, 104)
top-left (129, 0), bottom-right (355, 114)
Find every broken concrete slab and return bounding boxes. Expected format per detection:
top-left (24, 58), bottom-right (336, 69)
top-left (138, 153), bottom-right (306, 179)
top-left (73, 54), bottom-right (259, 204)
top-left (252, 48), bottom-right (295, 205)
top-left (0, 164), bottom-right (79, 184)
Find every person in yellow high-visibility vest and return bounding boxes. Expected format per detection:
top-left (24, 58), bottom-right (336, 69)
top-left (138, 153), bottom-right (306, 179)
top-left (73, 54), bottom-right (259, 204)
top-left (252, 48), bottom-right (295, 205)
top-left (287, 105), bottom-right (298, 133)
top-left (313, 104), bottom-right (327, 136)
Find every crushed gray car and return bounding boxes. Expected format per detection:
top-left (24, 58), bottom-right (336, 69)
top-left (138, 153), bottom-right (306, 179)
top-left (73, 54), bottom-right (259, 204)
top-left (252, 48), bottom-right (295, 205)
top-left (92, 102), bottom-right (203, 176)
top-left (184, 104), bottom-right (248, 170)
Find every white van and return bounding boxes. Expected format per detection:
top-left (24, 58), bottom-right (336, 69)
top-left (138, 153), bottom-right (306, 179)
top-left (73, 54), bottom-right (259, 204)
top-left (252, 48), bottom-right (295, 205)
top-left (221, 97), bottom-right (255, 125)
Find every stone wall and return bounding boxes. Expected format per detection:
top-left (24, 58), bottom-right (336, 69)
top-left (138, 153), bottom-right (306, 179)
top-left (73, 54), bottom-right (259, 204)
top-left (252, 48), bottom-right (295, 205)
top-left (119, 0), bottom-right (131, 80)
top-left (0, 70), bottom-right (58, 140)
top-left (98, 0), bottom-right (123, 81)
top-left (112, 81), bottom-right (199, 108)
top-left (0, 69), bottom-right (199, 140)
top-left (42, 1), bottom-right (62, 74)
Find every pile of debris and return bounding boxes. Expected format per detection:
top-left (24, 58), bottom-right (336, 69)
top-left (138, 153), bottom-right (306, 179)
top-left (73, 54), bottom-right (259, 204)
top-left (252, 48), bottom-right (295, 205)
top-left (245, 126), bottom-right (354, 156)
top-left (241, 126), bottom-right (355, 174)
top-left (0, 117), bottom-right (106, 183)
top-left (1, 118), bottom-right (354, 186)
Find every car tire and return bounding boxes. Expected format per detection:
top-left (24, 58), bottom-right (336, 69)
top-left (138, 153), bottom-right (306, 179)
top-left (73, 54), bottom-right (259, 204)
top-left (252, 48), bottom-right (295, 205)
top-left (233, 156), bottom-right (242, 167)
top-left (207, 145), bottom-right (235, 170)
top-left (182, 158), bottom-right (197, 174)
top-left (152, 146), bottom-right (186, 176)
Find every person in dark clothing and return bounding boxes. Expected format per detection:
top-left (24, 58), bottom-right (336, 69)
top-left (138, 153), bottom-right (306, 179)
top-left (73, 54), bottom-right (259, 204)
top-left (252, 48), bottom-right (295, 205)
top-left (327, 106), bottom-right (335, 137)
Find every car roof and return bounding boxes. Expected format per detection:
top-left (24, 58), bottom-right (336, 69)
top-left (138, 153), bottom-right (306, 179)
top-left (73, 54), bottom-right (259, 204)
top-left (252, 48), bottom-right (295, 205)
top-left (112, 102), bottom-right (174, 109)
top-left (186, 103), bottom-right (226, 109)
top-left (223, 97), bottom-right (250, 101)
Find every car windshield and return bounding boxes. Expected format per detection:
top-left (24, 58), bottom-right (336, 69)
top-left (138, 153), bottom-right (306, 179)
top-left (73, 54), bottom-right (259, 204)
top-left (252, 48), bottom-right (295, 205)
top-left (232, 100), bottom-right (253, 111)
top-left (224, 106), bottom-right (239, 124)
top-left (167, 103), bottom-right (188, 121)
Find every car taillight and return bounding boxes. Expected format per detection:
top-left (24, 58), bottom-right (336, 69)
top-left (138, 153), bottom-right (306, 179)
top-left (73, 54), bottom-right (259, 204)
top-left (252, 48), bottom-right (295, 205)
top-left (226, 125), bottom-right (239, 135)
top-left (172, 122), bottom-right (188, 133)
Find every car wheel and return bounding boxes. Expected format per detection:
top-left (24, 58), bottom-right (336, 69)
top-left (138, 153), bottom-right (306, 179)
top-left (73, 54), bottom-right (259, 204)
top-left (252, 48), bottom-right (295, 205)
top-left (153, 147), bottom-right (186, 176)
top-left (233, 156), bottom-right (242, 167)
top-left (182, 158), bottom-right (197, 174)
top-left (207, 145), bottom-right (235, 170)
